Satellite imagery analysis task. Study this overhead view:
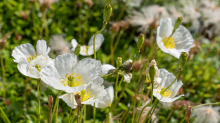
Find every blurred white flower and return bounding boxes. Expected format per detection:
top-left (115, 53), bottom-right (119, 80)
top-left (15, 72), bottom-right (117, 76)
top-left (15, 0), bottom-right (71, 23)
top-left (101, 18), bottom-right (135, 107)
top-left (156, 17), bottom-right (194, 58)
top-left (12, 40), bottom-right (53, 78)
top-left (59, 81), bottom-right (114, 109)
top-left (41, 53), bottom-right (102, 93)
top-left (71, 34), bottom-right (104, 56)
top-left (146, 59), bottom-right (162, 88)
top-left (123, 0), bottom-right (143, 7)
top-left (153, 69), bottom-right (184, 102)
top-left (100, 64), bottom-right (132, 83)
top-left (49, 35), bottom-right (71, 54)
top-left (191, 106), bottom-right (220, 123)
top-left (129, 5), bottom-right (168, 33)
top-left (166, 5), bottom-right (183, 20)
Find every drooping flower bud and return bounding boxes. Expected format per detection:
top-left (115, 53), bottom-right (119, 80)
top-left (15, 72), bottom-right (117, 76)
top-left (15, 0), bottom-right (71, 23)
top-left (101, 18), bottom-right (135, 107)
top-left (103, 4), bottom-right (112, 22)
top-left (0, 38), bottom-right (6, 50)
top-left (74, 44), bottom-right (81, 57)
top-left (116, 57), bottom-right (122, 69)
top-left (48, 95), bottom-right (53, 110)
top-left (137, 34), bottom-right (144, 51)
top-left (75, 94), bottom-right (81, 108)
top-left (119, 59), bottom-right (133, 73)
top-left (179, 52), bottom-right (188, 71)
top-left (173, 17), bottom-right (183, 31)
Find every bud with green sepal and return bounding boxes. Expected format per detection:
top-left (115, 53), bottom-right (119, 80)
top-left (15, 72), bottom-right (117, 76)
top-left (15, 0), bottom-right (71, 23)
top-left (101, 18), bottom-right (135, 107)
top-left (137, 33), bottom-right (144, 51)
top-left (74, 44), bottom-right (81, 57)
top-left (103, 4), bottom-right (112, 23)
top-left (179, 52), bottom-right (188, 71)
top-left (35, 65), bottom-right (41, 72)
top-left (116, 57), bottom-right (122, 69)
top-left (149, 65), bottom-right (156, 83)
top-left (173, 17), bottom-right (182, 32)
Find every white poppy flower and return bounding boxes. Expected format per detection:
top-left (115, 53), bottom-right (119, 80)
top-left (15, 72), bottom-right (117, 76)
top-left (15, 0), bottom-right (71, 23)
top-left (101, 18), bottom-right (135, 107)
top-left (71, 34), bottom-right (104, 56)
top-left (41, 53), bottom-right (102, 93)
top-left (153, 69), bottom-right (184, 103)
top-left (156, 17), bottom-right (194, 58)
top-left (12, 40), bottom-right (53, 78)
top-left (146, 59), bottom-right (162, 88)
top-left (100, 64), bottom-right (132, 83)
top-left (59, 81), bottom-right (114, 109)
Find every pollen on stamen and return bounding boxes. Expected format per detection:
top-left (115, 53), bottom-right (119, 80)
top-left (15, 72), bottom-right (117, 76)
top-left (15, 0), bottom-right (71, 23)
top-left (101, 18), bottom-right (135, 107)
top-left (156, 86), bottom-right (172, 97)
top-left (162, 36), bottom-right (176, 49)
top-left (60, 72), bottom-right (84, 87)
top-left (73, 88), bottom-right (94, 102)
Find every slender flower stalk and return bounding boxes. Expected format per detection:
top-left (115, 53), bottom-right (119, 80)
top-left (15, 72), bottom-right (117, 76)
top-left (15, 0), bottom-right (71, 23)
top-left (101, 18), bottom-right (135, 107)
top-left (83, 105), bottom-right (86, 122)
top-left (93, 103), bottom-right (96, 123)
top-left (163, 108), bottom-right (175, 123)
top-left (55, 99), bottom-right (59, 123)
top-left (52, 91), bottom-right (61, 121)
top-left (0, 50), bottom-right (6, 98)
top-left (37, 79), bottom-right (41, 123)
top-left (48, 95), bottom-right (53, 123)
top-left (143, 99), bottom-right (159, 123)
top-left (0, 106), bottom-right (11, 123)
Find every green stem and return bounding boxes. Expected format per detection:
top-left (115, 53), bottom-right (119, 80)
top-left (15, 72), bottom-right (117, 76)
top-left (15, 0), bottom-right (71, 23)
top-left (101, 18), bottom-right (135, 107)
top-left (68, 108), bottom-right (72, 123)
top-left (143, 99), bottom-right (159, 123)
top-left (83, 105), bottom-right (86, 122)
top-left (93, 22), bottom-right (107, 59)
top-left (0, 50), bottom-right (6, 98)
top-left (79, 105), bottom-right (83, 123)
top-left (110, 34), bottom-right (116, 65)
top-left (31, 4), bottom-right (38, 37)
top-left (39, 9), bottom-right (47, 39)
top-left (55, 99), bottom-right (59, 123)
top-left (113, 29), bottom-right (123, 52)
top-left (93, 103), bottom-right (96, 123)
top-left (117, 76), bottom-right (124, 91)
top-left (82, 7), bottom-right (90, 44)
top-left (52, 91), bottom-right (61, 120)
top-left (116, 0), bottom-right (128, 21)
top-left (147, 103), bottom-right (157, 123)
top-left (163, 108), bottom-right (174, 123)
top-left (0, 106), bottom-right (11, 123)
top-left (37, 79), bottom-right (41, 123)
top-left (192, 102), bottom-right (219, 110)
top-left (114, 73), bottom-right (119, 101)
top-left (180, 118), bottom-right (185, 123)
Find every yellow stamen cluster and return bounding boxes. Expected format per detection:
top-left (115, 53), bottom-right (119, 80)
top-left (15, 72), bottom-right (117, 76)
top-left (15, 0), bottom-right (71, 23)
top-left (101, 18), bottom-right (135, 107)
top-left (162, 36), bottom-right (175, 49)
top-left (82, 46), bottom-right (90, 54)
top-left (156, 86), bottom-right (172, 97)
top-left (60, 72), bottom-right (83, 87)
top-left (74, 89), bottom-right (94, 102)
top-left (27, 53), bottom-right (39, 63)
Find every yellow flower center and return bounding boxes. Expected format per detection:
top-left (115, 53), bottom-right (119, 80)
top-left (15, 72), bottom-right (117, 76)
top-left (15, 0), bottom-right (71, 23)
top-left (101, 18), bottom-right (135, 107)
top-left (27, 53), bottom-right (39, 63)
top-left (60, 72), bottom-right (84, 87)
top-left (156, 86), bottom-right (172, 97)
top-left (74, 89), bottom-right (94, 102)
top-left (82, 46), bottom-right (90, 54)
top-left (162, 36), bottom-right (175, 49)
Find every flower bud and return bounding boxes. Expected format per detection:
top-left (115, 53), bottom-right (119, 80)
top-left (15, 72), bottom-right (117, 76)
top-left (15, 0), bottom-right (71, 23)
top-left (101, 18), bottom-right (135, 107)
top-left (110, 23), bottom-right (120, 33)
top-left (116, 57), bottom-right (122, 69)
top-left (103, 4), bottom-right (112, 22)
top-left (0, 38), bottom-right (6, 50)
top-left (179, 52), bottom-right (188, 71)
top-left (185, 105), bottom-right (192, 123)
top-left (174, 17), bottom-right (183, 31)
top-left (75, 94), bottom-right (81, 108)
top-left (74, 44), bottom-right (81, 57)
top-left (119, 59), bottom-right (133, 73)
top-left (48, 95), bottom-right (53, 110)
top-left (137, 34), bottom-right (144, 51)
top-left (149, 65), bottom-right (156, 83)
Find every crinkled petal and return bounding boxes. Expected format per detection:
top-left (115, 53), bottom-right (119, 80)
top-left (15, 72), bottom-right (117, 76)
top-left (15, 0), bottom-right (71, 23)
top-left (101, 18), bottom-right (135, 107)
top-left (59, 93), bottom-right (78, 109)
top-left (17, 58), bottom-right (29, 77)
top-left (122, 73), bottom-right (132, 83)
top-left (100, 64), bottom-right (116, 76)
top-left (71, 39), bottom-right (78, 51)
top-left (88, 34), bottom-right (104, 46)
top-left (36, 40), bottom-right (50, 55)
top-left (12, 43), bottom-right (36, 63)
top-left (73, 58), bottom-right (102, 83)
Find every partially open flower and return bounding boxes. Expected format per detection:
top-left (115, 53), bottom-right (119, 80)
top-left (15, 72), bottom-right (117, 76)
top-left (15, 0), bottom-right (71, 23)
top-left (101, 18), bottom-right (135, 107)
top-left (41, 53), bottom-right (102, 93)
top-left (59, 81), bottom-right (114, 109)
top-left (153, 69), bottom-right (184, 102)
top-left (71, 34), bottom-right (104, 56)
top-left (191, 106), bottom-right (220, 123)
top-left (156, 17), bottom-right (194, 58)
top-left (12, 40), bottom-right (53, 78)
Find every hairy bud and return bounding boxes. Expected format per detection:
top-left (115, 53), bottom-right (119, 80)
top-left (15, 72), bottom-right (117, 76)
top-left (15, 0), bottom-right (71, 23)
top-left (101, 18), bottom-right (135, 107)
top-left (179, 52), bottom-right (188, 71)
top-left (75, 94), bottom-right (81, 108)
top-left (74, 44), bottom-right (81, 57)
top-left (119, 59), bottom-right (133, 73)
top-left (116, 57), bottom-right (122, 69)
top-left (137, 34), bottom-right (145, 51)
top-left (48, 95), bottom-right (53, 110)
top-left (103, 4), bottom-right (112, 22)
top-left (174, 17), bottom-right (183, 31)
top-left (185, 105), bottom-right (192, 123)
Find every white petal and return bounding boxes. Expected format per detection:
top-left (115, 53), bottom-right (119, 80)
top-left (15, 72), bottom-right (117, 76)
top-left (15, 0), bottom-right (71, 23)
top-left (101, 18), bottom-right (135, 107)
top-left (79, 45), bottom-right (102, 56)
top-left (54, 53), bottom-right (78, 77)
top-left (88, 34), bottom-right (104, 46)
top-left (122, 73), bottom-right (132, 83)
top-left (59, 93), bottom-right (78, 109)
top-left (100, 64), bottom-right (116, 76)
top-left (73, 58), bottom-right (102, 83)
top-left (71, 39), bottom-right (78, 51)
top-left (30, 55), bottom-right (53, 68)
top-left (12, 43), bottom-right (36, 63)
top-left (158, 18), bottom-right (174, 37)
top-left (36, 40), bottom-right (50, 55)
top-left (17, 58), bottom-right (29, 77)
top-left (94, 86), bottom-right (114, 108)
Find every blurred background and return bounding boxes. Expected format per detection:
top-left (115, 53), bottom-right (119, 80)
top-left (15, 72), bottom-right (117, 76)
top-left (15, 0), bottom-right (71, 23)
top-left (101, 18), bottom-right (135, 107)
top-left (0, 0), bottom-right (220, 122)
